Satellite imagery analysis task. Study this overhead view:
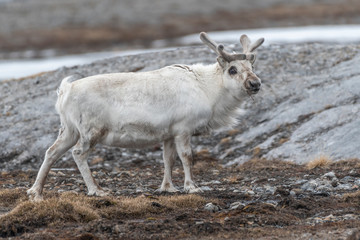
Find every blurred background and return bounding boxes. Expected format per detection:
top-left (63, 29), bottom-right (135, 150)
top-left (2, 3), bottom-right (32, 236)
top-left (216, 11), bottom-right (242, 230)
top-left (1, 0), bottom-right (360, 80)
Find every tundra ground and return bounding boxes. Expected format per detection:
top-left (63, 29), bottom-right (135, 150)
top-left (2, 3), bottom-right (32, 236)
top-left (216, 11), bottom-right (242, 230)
top-left (1, 157), bottom-right (359, 239)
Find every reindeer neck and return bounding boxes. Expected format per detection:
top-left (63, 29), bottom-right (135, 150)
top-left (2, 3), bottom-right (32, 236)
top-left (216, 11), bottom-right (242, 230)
top-left (192, 63), bottom-right (247, 130)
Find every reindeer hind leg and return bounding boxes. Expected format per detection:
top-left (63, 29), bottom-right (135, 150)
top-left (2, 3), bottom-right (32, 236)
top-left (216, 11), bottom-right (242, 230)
top-left (27, 127), bottom-right (78, 201)
top-left (72, 128), bottom-right (109, 196)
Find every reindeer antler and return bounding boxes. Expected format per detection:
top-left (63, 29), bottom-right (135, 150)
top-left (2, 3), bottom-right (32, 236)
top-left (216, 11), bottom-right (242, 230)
top-left (200, 32), bottom-right (220, 54)
top-left (217, 45), bottom-right (246, 62)
top-left (200, 32), bottom-right (247, 62)
top-left (240, 34), bottom-right (265, 53)
top-left (200, 32), bottom-right (264, 62)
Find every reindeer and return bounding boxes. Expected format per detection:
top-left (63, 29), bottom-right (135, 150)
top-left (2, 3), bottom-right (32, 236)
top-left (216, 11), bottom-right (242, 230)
top-left (27, 32), bottom-right (264, 201)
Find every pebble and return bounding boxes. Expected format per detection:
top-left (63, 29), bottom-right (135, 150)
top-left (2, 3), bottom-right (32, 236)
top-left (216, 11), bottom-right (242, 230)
top-left (355, 179), bottom-right (360, 186)
top-left (264, 185), bottom-right (277, 195)
top-left (75, 180), bottom-right (84, 185)
top-left (295, 179), bottom-right (308, 185)
top-left (211, 180), bottom-right (221, 185)
top-left (265, 200), bottom-right (279, 207)
top-left (247, 190), bottom-right (255, 195)
top-left (113, 224), bottom-right (126, 234)
top-left (336, 183), bottom-right (353, 190)
top-left (117, 171), bottom-right (131, 178)
top-left (200, 186), bottom-right (213, 191)
top-left (229, 202), bottom-right (245, 210)
top-left (301, 179), bottom-right (318, 191)
top-left (316, 184), bottom-right (332, 193)
top-left (322, 171), bottom-right (336, 179)
top-left (340, 176), bottom-right (354, 183)
top-left (204, 203), bottom-right (220, 212)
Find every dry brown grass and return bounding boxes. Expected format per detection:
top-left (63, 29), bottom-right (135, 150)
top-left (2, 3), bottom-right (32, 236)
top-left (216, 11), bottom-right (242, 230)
top-left (162, 194), bottom-right (206, 209)
top-left (278, 138), bottom-right (289, 145)
top-left (342, 190), bottom-right (360, 202)
top-left (99, 194), bottom-right (206, 219)
top-left (225, 175), bottom-right (241, 184)
top-left (1, 192), bottom-right (99, 223)
top-left (0, 192), bottom-right (99, 236)
top-left (0, 189), bottom-right (207, 236)
top-left (306, 155), bottom-right (332, 170)
top-left (0, 189), bottom-right (27, 208)
top-left (252, 147), bottom-right (261, 157)
top-left (329, 158), bottom-right (360, 170)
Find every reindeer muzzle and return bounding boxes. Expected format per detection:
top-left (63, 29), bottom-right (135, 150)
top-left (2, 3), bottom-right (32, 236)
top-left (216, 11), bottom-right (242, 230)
top-left (246, 77), bottom-right (261, 94)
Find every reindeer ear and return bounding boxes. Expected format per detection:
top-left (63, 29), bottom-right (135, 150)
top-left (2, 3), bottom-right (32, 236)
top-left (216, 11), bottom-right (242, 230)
top-left (249, 38), bottom-right (265, 52)
top-left (240, 34), bottom-right (251, 53)
top-left (217, 56), bottom-right (227, 68)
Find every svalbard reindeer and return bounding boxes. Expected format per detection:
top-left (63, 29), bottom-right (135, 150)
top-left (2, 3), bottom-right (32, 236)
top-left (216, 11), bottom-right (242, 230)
top-left (27, 32), bottom-right (264, 201)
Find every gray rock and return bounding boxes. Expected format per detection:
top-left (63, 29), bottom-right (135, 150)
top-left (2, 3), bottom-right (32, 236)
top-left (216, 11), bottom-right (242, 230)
top-left (264, 185), bottom-right (277, 195)
top-left (301, 177), bottom-right (339, 194)
top-left (316, 184), bottom-right (333, 193)
top-left (204, 203), bottom-right (220, 212)
top-left (354, 179), bottom-right (360, 186)
top-left (200, 186), bottom-right (213, 191)
top-left (323, 171), bottom-right (336, 179)
top-left (229, 202), bottom-right (245, 210)
top-left (295, 179), bottom-right (308, 185)
top-left (247, 190), bottom-right (255, 195)
top-left (321, 172), bottom-right (339, 187)
top-left (289, 190), bottom-right (296, 197)
top-left (340, 176), bottom-right (355, 183)
top-left (301, 179), bottom-right (318, 192)
top-left (336, 183), bottom-right (353, 190)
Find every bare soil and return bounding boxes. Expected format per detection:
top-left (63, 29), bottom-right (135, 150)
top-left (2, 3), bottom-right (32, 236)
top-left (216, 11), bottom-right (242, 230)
top-left (1, 157), bottom-right (359, 239)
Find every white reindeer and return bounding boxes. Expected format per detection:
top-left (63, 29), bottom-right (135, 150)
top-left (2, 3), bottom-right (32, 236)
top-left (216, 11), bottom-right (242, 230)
top-left (27, 32), bottom-right (264, 201)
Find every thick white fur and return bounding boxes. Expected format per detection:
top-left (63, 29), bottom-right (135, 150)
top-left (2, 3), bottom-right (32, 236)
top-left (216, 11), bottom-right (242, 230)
top-left (27, 45), bottom-right (262, 201)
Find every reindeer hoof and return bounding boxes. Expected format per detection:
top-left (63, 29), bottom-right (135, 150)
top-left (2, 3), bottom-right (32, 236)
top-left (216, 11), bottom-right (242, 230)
top-left (156, 185), bottom-right (180, 193)
top-left (27, 188), bottom-right (44, 202)
top-left (88, 189), bottom-right (110, 197)
top-left (184, 185), bottom-right (204, 193)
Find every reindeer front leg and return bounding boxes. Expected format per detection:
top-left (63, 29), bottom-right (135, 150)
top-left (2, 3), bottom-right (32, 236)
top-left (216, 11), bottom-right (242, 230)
top-left (159, 139), bottom-right (179, 192)
top-left (174, 134), bottom-right (203, 193)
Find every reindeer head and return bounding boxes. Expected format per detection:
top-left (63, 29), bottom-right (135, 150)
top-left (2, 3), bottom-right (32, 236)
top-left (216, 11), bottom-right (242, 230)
top-left (200, 32), bottom-right (264, 95)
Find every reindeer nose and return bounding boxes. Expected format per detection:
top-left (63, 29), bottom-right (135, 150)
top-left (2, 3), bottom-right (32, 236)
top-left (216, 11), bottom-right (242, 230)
top-left (249, 80), bottom-right (261, 92)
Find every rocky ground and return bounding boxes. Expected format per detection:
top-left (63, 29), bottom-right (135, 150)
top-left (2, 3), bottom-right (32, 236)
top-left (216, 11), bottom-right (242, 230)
top-left (1, 158), bottom-right (360, 239)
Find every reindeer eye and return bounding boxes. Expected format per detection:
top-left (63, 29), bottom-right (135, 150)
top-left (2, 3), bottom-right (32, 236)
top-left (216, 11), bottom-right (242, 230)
top-left (228, 66), bottom-right (237, 75)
